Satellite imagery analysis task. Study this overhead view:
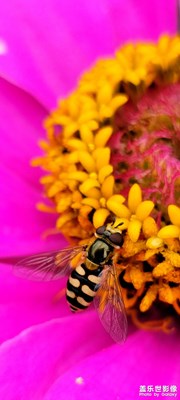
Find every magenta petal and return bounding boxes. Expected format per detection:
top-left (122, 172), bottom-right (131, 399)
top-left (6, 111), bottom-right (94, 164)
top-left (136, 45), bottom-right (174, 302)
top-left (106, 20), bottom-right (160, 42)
top-left (44, 330), bottom-right (180, 400)
top-left (0, 78), bottom-right (66, 256)
top-left (0, 319), bottom-right (179, 400)
top-left (0, 0), bottom-right (176, 108)
top-left (0, 263), bottom-right (69, 343)
top-left (0, 313), bottom-right (112, 399)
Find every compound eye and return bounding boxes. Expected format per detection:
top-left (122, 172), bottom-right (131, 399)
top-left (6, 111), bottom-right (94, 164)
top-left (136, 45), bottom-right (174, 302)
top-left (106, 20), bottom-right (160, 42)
top-left (109, 232), bottom-right (123, 246)
top-left (96, 225), bottom-right (106, 235)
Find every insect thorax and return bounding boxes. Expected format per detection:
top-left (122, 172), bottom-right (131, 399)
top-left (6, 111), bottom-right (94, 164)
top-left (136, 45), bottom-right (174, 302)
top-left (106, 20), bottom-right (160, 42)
top-left (87, 238), bottom-right (113, 266)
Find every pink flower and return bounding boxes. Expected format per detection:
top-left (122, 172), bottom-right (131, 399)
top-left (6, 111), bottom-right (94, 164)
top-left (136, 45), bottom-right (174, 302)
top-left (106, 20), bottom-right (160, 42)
top-left (0, 1), bottom-right (179, 399)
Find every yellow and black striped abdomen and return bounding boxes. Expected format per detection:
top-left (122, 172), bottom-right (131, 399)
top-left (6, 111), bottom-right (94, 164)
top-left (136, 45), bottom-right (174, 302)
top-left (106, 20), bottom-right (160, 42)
top-left (66, 262), bottom-right (102, 312)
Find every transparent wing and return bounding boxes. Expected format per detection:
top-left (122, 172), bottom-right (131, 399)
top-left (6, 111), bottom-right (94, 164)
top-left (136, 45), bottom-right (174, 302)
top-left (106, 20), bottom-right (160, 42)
top-left (94, 264), bottom-right (128, 343)
top-left (13, 245), bottom-right (86, 281)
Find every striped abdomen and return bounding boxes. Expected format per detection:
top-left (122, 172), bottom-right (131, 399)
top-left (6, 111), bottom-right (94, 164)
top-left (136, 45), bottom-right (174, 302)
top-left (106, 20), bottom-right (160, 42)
top-left (66, 262), bottom-right (102, 312)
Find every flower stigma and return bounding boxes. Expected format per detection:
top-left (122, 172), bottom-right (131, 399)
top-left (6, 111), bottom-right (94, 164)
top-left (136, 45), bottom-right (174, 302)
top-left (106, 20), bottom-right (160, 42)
top-left (34, 35), bottom-right (180, 332)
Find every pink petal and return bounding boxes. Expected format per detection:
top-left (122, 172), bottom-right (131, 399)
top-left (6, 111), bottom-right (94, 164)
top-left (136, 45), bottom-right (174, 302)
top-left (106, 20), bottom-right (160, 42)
top-left (0, 263), bottom-right (68, 343)
top-left (0, 77), bottom-right (66, 256)
top-left (0, 313), bottom-right (113, 399)
top-left (44, 330), bottom-right (180, 400)
top-left (0, 0), bottom-right (176, 108)
top-left (0, 316), bottom-right (179, 400)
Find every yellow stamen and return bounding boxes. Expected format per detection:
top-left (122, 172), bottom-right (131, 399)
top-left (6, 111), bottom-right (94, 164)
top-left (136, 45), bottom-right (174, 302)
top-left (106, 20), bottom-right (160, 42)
top-left (166, 270), bottom-right (180, 284)
top-left (110, 203), bottom-right (131, 218)
top-left (37, 203), bottom-right (56, 213)
top-left (140, 285), bottom-right (158, 312)
top-left (93, 147), bottom-right (110, 170)
top-left (94, 126), bottom-right (113, 148)
top-left (158, 225), bottom-right (180, 239)
top-left (129, 266), bottom-right (145, 289)
top-left (93, 208), bottom-right (110, 228)
top-left (142, 217), bottom-right (158, 238)
top-left (153, 261), bottom-right (174, 278)
top-left (80, 128), bottom-right (94, 145)
top-left (159, 284), bottom-right (174, 304)
top-left (89, 172), bottom-right (98, 180)
top-left (101, 175), bottom-right (114, 199)
top-left (79, 178), bottom-right (100, 195)
top-left (163, 250), bottom-right (180, 268)
top-left (47, 182), bottom-right (66, 197)
top-left (168, 204), bottom-right (180, 226)
top-left (98, 165), bottom-right (113, 184)
top-left (56, 212), bottom-right (75, 229)
top-left (78, 151), bottom-right (96, 173)
top-left (135, 201), bottom-right (154, 221)
top-left (128, 219), bottom-right (142, 242)
top-left (67, 171), bottom-right (88, 182)
top-left (146, 236), bottom-right (163, 249)
top-left (81, 198), bottom-right (100, 209)
top-left (88, 143), bottom-right (95, 152)
top-left (67, 138), bottom-right (87, 151)
top-left (128, 183), bottom-right (142, 212)
top-left (99, 198), bottom-right (106, 208)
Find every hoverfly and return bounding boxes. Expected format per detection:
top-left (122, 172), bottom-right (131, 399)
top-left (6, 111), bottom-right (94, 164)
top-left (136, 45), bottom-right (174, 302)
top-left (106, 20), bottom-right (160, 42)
top-left (13, 222), bottom-right (128, 343)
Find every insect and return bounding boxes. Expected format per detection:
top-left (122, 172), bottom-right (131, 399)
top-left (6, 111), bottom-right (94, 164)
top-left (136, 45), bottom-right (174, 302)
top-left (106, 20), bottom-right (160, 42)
top-left (14, 222), bottom-right (128, 343)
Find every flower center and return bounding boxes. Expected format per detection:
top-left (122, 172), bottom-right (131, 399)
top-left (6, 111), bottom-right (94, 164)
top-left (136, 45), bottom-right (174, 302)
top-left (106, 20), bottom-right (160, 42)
top-left (111, 83), bottom-right (180, 212)
top-left (35, 35), bottom-right (180, 332)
